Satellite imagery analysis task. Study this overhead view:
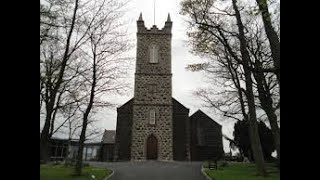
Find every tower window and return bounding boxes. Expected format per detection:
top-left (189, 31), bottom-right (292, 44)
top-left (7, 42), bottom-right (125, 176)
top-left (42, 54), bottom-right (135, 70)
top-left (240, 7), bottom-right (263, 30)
top-left (149, 109), bottom-right (156, 125)
top-left (149, 44), bottom-right (158, 63)
top-left (148, 84), bottom-right (157, 95)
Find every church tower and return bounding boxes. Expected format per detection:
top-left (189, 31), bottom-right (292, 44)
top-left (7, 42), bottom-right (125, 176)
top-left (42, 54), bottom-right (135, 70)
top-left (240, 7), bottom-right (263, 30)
top-left (131, 13), bottom-right (173, 160)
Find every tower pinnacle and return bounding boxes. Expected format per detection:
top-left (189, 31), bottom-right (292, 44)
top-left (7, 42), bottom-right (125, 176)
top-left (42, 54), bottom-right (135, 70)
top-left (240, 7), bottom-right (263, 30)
top-left (167, 13), bottom-right (171, 22)
top-left (138, 12), bottom-right (143, 21)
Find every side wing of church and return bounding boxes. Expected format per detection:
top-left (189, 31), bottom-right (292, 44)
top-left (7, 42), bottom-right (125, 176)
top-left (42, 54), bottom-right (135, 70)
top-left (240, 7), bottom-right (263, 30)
top-left (190, 110), bottom-right (224, 161)
top-left (112, 13), bottom-right (224, 161)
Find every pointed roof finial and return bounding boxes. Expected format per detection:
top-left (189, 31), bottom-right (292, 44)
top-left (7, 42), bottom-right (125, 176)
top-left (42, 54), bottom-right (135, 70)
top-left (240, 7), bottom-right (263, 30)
top-left (167, 13), bottom-right (171, 22)
top-left (138, 12), bottom-right (143, 21)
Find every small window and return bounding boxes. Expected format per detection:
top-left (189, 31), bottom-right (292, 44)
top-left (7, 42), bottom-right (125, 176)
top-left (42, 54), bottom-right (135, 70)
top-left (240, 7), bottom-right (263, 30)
top-left (148, 84), bottom-right (157, 95)
top-left (149, 109), bottom-right (156, 125)
top-left (149, 44), bottom-right (158, 63)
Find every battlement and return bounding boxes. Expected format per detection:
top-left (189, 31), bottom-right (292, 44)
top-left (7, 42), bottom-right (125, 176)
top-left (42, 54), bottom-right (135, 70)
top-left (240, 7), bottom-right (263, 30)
top-left (137, 13), bottom-right (172, 34)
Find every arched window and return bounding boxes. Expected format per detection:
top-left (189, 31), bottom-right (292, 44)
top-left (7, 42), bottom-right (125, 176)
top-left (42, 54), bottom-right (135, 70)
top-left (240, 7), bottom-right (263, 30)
top-left (149, 109), bottom-right (156, 125)
top-left (149, 44), bottom-right (158, 63)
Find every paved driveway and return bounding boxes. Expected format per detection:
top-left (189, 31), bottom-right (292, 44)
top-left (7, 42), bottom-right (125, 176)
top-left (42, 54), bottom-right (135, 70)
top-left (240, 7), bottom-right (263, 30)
top-left (88, 161), bottom-right (208, 180)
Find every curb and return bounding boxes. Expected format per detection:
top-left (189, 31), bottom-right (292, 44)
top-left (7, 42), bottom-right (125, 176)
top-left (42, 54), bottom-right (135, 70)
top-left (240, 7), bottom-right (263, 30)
top-left (104, 169), bottom-right (114, 180)
top-left (201, 165), bottom-right (212, 180)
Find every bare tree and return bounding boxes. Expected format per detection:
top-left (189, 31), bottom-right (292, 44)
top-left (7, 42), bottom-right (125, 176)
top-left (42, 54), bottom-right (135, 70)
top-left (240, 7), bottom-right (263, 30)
top-left (40, 0), bottom-right (81, 162)
top-left (231, 0), bottom-right (267, 175)
top-left (73, 0), bottom-right (131, 175)
top-left (180, 0), bottom-right (271, 176)
top-left (184, 0), bottom-right (280, 168)
top-left (40, 0), bottom-right (130, 163)
top-left (247, 21), bottom-right (280, 165)
top-left (255, 0), bottom-right (280, 86)
top-left (190, 46), bottom-right (249, 123)
top-left (40, 0), bottom-right (61, 45)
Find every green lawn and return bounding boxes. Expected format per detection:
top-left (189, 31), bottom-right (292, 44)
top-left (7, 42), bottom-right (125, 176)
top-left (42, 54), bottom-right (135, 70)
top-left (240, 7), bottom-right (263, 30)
top-left (40, 164), bottom-right (112, 180)
top-left (204, 162), bottom-right (280, 180)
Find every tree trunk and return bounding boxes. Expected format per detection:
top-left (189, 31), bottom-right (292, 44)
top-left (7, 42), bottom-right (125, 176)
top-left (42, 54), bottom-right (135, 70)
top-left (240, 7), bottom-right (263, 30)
top-left (232, 0), bottom-right (267, 176)
top-left (74, 118), bottom-right (87, 175)
top-left (75, 50), bottom-right (97, 176)
top-left (265, 110), bottom-right (280, 163)
top-left (253, 60), bottom-right (280, 165)
top-left (40, 0), bottom-right (79, 163)
top-left (40, 100), bottom-right (54, 163)
top-left (75, 90), bottom-right (95, 175)
top-left (225, 56), bottom-right (248, 121)
top-left (75, 96), bottom-right (94, 175)
top-left (255, 0), bottom-right (280, 86)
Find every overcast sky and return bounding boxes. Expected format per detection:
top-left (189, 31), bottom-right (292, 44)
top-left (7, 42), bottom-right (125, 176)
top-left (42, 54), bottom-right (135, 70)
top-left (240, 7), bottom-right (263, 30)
top-left (90, 0), bottom-right (237, 154)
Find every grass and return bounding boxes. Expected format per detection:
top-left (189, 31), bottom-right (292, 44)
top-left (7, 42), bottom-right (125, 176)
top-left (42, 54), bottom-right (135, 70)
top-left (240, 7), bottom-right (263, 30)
top-left (204, 162), bottom-right (280, 180)
top-left (40, 164), bottom-right (112, 180)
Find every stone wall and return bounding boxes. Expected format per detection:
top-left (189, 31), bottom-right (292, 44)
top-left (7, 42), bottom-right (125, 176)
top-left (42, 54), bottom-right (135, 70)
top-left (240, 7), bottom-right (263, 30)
top-left (131, 105), bottom-right (173, 160)
top-left (135, 34), bottom-right (172, 75)
top-left (101, 144), bottom-right (115, 162)
top-left (134, 75), bottom-right (172, 105)
top-left (189, 110), bottom-right (224, 161)
top-left (114, 99), bottom-right (133, 161)
top-left (172, 98), bottom-right (190, 161)
top-left (131, 16), bottom-right (173, 161)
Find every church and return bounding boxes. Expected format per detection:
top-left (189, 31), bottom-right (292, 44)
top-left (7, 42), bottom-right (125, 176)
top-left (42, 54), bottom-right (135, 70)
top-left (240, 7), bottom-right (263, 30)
top-left (113, 13), bottom-right (224, 161)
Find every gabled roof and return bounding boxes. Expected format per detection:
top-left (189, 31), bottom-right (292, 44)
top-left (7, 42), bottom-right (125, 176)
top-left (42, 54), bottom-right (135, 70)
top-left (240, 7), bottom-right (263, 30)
top-left (117, 98), bottom-right (134, 109)
top-left (190, 109), bottom-right (222, 127)
top-left (172, 97), bottom-right (189, 111)
top-left (117, 97), bottom-right (190, 112)
top-left (118, 97), bottom-right (189, 110)
top-left (101, 130), bottom-right (116, 144)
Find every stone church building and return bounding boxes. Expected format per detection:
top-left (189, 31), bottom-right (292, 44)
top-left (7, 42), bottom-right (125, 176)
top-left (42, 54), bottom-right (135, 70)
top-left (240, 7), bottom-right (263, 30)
top-left (113, 13), bottom-right (224, 161)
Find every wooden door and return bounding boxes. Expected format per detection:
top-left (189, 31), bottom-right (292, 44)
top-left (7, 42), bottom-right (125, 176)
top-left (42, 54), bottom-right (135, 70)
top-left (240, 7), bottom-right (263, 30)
top-left (147, 135), bottom-right (158, 160)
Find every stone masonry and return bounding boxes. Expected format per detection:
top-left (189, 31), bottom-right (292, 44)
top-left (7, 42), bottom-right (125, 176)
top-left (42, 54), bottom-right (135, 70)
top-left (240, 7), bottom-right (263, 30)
top-left (130, 13), bottom-right (173, 160)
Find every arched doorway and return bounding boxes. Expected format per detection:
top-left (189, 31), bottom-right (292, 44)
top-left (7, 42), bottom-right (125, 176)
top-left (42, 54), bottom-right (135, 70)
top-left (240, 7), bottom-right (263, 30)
top-left (146, 134), bottom-right (158, 160)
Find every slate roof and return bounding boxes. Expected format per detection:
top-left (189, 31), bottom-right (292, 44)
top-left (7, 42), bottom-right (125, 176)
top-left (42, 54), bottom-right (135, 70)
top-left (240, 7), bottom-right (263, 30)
top-left (189, 109), bottom-right (222, 127)
top-left (101, 130), bottom-right (116, 144)
top-left (118, 97), bottom-right (189, 111)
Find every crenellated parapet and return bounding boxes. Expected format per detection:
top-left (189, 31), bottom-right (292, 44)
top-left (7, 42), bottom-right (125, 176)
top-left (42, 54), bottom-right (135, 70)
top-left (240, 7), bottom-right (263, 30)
top-left (137, 13), bottom-right (172, 34)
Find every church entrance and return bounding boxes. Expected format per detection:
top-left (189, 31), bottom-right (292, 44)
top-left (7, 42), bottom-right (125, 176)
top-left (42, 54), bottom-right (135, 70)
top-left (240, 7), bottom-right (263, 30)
top-left (146, 134), bottom-right (158, 160)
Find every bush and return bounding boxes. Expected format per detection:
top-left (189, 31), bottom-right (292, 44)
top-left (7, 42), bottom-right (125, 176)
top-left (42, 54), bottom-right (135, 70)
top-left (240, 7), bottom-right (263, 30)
top-left (219, 161), bottom-right (229, 167)
top-left (275, 161), bottom-right (280, 170)
top-left (83, 162), bottom-right (90, 167)
top-left (64, 160), bottom-right (75, 167)
top-left (236, 156), bottom-right (244, 162)
top-left (203, 161), bottom-right (209, 168)
top-left (63, 158), bottom-right (89, 167)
